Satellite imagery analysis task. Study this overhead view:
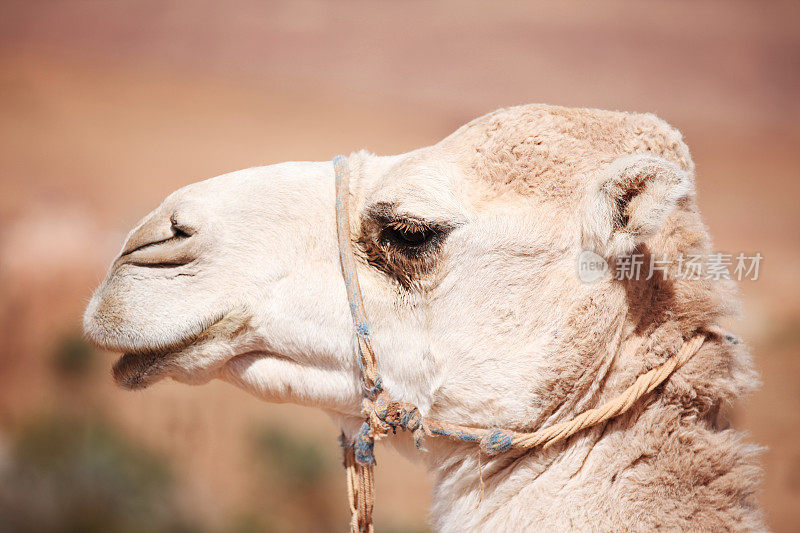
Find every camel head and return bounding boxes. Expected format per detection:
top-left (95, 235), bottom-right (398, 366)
top-left (84, 104), bottom-right (701, 430)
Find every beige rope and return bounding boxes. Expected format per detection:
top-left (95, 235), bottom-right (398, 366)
top-left (421, 333), bottom-right (708, 453)
top-left (344, 445), bottom-right (375, 533)
top-left (511, 332), bottom-right (705, 449)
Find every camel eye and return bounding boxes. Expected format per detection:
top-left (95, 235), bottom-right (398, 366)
top-left (358, 205), bottom-right (454, 289)
top-left (382, 220), bottom-right (435, 249)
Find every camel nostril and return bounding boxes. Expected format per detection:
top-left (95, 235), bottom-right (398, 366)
top-left (171, 224), bottom-right (192, 239)
top-left (117, 213), bottom-right (198, 267)
top-left (169, 214), bottom-right (196, 238)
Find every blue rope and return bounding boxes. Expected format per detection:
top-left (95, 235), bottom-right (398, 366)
top-left (354, 421), bottom-right (376, 465)
top-left (481, 429), bottom-right (514, 454)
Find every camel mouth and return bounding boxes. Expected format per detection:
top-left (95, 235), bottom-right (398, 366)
top-left (110, 312), bottom-right (229, 390)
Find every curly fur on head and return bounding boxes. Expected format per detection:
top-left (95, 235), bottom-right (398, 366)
top-left (441, 104), bottom-right (693, 200)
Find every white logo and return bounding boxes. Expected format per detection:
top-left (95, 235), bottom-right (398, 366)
top-left (577, 250), bottom-right (608, 283)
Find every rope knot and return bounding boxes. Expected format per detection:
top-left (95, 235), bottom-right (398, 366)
top-left (382, 399), bottom-right (425, 450)
top-left (358, 390), bottom-right (427, 454)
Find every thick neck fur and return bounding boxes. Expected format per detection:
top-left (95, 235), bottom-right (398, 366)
top-left (417, 324), bottom-right (763, 532)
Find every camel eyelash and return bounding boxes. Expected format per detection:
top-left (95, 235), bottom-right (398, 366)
top-left (386, 220), bottom-right (420, 233)
top-left (381, 219), bottom-right (439, 252)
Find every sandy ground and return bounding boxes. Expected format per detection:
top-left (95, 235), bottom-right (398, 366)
top-left (1, 2), bottom-right (798, 530)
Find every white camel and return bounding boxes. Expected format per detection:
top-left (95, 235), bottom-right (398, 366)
top-left (84, 104), bottom-right (763, 531)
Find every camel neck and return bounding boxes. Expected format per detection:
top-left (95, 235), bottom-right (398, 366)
top-left (420, 392), bottom-right (762, 531)
top-left (423, 413), bottom-right (612, 531)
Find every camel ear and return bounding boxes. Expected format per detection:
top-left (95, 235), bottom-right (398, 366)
top-left (581, 154), bottom-right (692, 258)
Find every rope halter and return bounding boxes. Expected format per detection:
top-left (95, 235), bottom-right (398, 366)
top-left (332, 154), bottom-right (718, 532)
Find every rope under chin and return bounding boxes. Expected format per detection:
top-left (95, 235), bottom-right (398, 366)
top-left (333, 155), bottom-right (716, 533)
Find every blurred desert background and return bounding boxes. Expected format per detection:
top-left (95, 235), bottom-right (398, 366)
top-left (0, 1), bottom-right (798, 531)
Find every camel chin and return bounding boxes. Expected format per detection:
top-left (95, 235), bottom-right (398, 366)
top-left (112, 349), bottom-right (174, 390)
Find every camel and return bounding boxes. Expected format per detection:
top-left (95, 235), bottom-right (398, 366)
top-left (84, 104), bottom-right (764, 531)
